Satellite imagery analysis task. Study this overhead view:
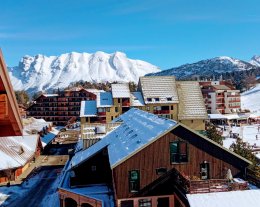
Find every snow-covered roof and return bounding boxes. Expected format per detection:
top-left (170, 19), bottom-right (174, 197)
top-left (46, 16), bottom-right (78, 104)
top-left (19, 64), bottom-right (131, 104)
top-left (208, 114), bottom-right (227, 119)
top-left (70, 108), bottom-right (177, 169)
top-left (23, 117), bottom-right (52, 134)
top-left (85, 88), bottom-right (105, 94)
top-left (111, 83), bottom-right (131, 98)
top-left (0, 135), bottom-right (39, 170)
top-left (97, 92), bottom-right (113, 107)
top-left (187, 190), bottom-right (260, 207)
top-left (177, 81), bottom-right (208, 120)
top-left (130, 92), bottom-right (145, 106)
top-left (139, 76), bottom-right (179, 104)
top-left (213, 85), bottom-right (231, 90)
top-left (41, 127), bottom-right (59, 147)
top-left (43, 94), bottom-right (59, 97)
top-left (80, 101), bottom-right (97, 117)
top-left (224, 114), bottom-right (240, 120)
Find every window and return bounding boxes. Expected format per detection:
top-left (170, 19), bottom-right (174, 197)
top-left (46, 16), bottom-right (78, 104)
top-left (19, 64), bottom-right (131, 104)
top-left (167, 97), bottom-right (172, 101)
top-left (156, 167), bottom-right (167, 175)
top-left (115, 107), bottom-right (118, 112)
top-left (107, 108), bottom-right (110, 112)
top-left (171, 105), bottom-right (174, 110)
top-left (91, 165), bottom-right (96, 172)
top-left (155, 98), bottom-right (159, 102)
top-left (147, 98), bottom-right (152, 102)
top-left (129, 170), bottom-right (140, 192)
top-left (138, 198), bottom-right (151, 207)
top-left (121, 200), bottom-right (134, 207)
top-left (170, 141), bottom-right (188, 163)
top-left (118, 98), bottom-right (121, 103)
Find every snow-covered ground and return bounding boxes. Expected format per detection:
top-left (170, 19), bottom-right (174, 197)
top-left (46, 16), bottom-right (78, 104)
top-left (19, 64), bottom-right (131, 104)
top-left (241, 84), bottom-right (260, 116)
top-left (222, 124), bottom-right (260, 159)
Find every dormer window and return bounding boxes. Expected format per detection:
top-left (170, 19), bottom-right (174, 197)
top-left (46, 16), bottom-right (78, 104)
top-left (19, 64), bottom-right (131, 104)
top-left (167, 97), bottom-right (172, 101)
top-left (147, 98), bottom-right (152, 102)
top-left (155, 98), bottom-right (159, 102)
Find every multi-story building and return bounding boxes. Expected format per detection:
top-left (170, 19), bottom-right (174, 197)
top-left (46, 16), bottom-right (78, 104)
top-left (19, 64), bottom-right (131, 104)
top-left (81, 77), bottom-right (207, 130)
top-left (200, 81), bottom-right (241, 114)
top-left (26, 87), bottom-right (97, 126)
top-left (58, 109), bottom-right (253, 207)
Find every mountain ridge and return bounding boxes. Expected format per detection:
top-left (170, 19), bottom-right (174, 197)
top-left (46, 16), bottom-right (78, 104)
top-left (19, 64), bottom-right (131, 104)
top-left (147, 56), bottom-right (260, 79)
top-left (8, 51), bottom-right (160, 94)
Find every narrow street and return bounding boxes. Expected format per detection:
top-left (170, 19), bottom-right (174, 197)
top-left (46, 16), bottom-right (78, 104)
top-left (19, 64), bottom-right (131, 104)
top-left (4, 166), bottom-right (61, 207)
top-left (0, 143), bottom-right (76, 207)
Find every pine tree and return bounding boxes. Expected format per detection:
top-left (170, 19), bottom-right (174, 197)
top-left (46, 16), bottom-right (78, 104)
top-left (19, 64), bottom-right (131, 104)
top-left (206, 124), bottom-right (223, 145)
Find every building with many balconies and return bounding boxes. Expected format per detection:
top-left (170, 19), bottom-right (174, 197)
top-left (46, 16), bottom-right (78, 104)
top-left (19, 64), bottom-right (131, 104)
top-left (200, 81), bottom-right (241, 114)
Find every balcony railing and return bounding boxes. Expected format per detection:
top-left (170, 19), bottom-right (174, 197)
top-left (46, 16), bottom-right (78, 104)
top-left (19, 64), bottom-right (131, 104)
top-left (153, 110), bottom-right (170, 114)
top-left (118, 195), bottom-right (174, 207)
top-left (122, 101), bottom-right (130, 107)
top-left (227, 95), bottom-right (240, 97)
top-left (98, 112), bottom-right (106, 116)
top-left (174, 170), bottom-right (248, 194)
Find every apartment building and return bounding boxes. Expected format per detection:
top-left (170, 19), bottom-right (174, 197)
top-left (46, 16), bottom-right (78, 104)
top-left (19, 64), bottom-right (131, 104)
top-left (26, 87), bottom-right (97, 126)
top-left (81, 77), bottom-right (207, 130)
top-left (200, 81), bottom-right (241, 114)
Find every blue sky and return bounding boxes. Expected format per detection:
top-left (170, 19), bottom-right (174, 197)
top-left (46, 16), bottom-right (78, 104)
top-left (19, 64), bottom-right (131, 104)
top-left (1, 0), bottom-right (260, 69)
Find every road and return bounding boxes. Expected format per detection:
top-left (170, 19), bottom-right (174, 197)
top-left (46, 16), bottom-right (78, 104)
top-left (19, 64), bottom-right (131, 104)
top-left (6, 166), bottom-right (62, 207)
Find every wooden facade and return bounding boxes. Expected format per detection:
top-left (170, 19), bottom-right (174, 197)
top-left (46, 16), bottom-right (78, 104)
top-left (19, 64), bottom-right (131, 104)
top-left (112, 125), bottom-right (249, 199)
top-left (0, 49), bottom-right (23, 136)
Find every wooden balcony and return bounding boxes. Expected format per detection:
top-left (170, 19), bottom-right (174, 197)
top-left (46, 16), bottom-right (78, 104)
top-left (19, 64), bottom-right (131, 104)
top-left (174, 170), bottom-right (248, 194)
top-left (117, 195), bottom-right (174, 207)
top-left (122, 101), bottom-right (130, 107)
top-left (153, 110), bottom-right (170, 115)
top-left (98, 112), bottom-right (106, 117)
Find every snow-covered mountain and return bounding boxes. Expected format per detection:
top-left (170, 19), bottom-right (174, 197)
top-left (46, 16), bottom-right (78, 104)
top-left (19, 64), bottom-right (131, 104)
top-left (148, 56), bottom-right (260, 79)
top-left (250, 55), bottom-right (260, 67)
top-left (241, 84), bottom-right (260, 116)
top-left (8, 51), bottom-right (160, 93)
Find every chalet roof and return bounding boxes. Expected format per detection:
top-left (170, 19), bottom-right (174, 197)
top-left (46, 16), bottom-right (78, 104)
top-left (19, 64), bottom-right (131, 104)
top-left (43, 94), bottom-right (59, 97)
top-left (111, 83), bottom-right (131, 98)
top-left (70, 108), bottom-right (177, 169)
top-left (187, 190), bottom-right (260, 207)
top-left (71, 108), bottom-right (251, 170)
top-left (23, 117), bottom-right (52, 134)
top-left (0, 135), bottom-right (39, 170)
top-left (208, 114), bottom-right (227, 120)
top-left (80, 101), bottom-right (97, 117)
top-left (139, 76), bottom-right (179, 104)
top-left (213, 85), bottom-right (231, 90)
top-left (85, 88), bottom-right (105, 94)
top-left (177, 81), bottom-right (208, 120)
top-left (130, 92), bottom-right (145, 106)
top-left (96, 92), bottom-right (113, 107)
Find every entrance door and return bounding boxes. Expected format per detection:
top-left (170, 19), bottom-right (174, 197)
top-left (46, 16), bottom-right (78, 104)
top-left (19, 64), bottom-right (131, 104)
top-left (200, 161), bottom-right (210, 180)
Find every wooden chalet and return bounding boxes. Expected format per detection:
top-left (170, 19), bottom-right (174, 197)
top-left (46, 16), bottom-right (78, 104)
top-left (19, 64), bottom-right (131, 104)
top-left (59, 108), bottom-right (251, 207)
top-left (0, 49), bottom-right (42, 183)
top-left (0, 49), bottom-right (23, 136)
